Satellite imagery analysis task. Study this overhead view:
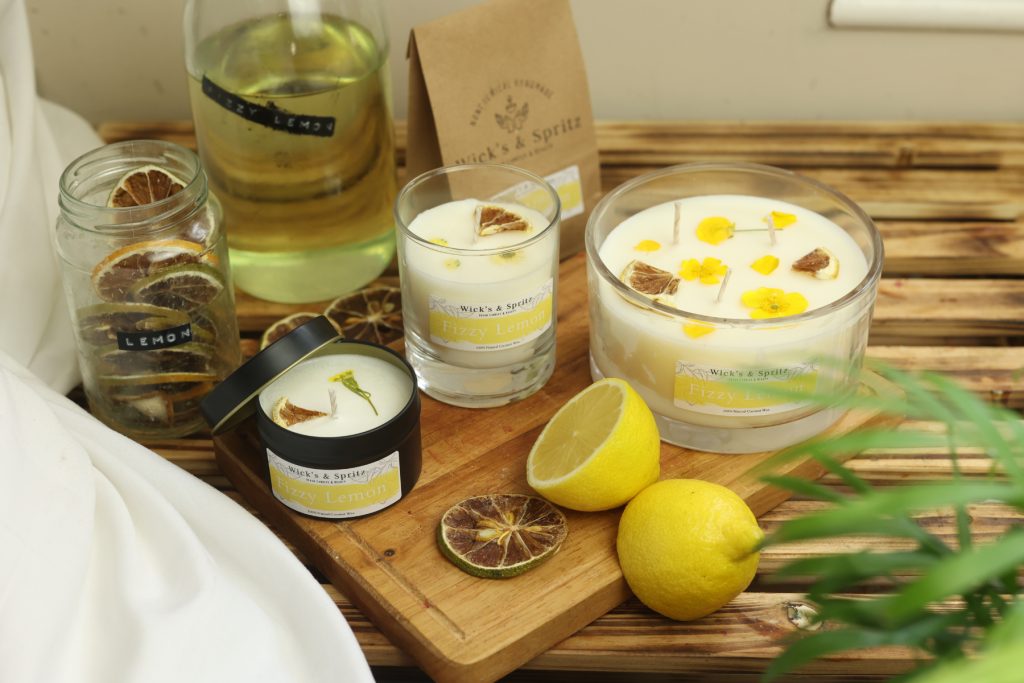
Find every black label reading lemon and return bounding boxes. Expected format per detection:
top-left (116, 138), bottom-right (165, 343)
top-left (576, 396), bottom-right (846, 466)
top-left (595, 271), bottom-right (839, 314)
top-left (117, 323), bottom-right (193, 351)
top-left (201, 76), bottom-right (336, 137)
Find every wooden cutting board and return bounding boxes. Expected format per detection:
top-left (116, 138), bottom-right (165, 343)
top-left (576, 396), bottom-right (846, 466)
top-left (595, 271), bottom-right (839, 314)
top-left (215, 252), bottom-right (894, 682)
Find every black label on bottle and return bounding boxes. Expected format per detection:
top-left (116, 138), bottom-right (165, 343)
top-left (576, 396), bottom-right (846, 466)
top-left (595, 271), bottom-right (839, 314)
top-left (201, 76), bottom-right (336, 137)
top-left (117, 323), bottom-right (193, 351)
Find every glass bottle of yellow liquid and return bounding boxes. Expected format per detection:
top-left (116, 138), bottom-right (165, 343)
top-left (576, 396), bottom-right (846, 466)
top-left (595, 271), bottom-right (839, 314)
top-left (184, 0), bottom-right (396, 303)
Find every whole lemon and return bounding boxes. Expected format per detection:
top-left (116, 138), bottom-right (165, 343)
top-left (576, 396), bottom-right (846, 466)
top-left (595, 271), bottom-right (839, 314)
top-left (616, 479), bottom-right (763, 621)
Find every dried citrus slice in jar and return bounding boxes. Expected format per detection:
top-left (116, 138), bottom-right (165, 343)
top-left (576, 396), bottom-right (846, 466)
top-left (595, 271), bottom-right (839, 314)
top-left (91, 239), bottom-right (208, 301)
top-left (95, 342), bottom-right (216, 375)
top-left (77, 302), bottom-right (189, 346)
top-left (437, 494), bottom-right (568, 579)
top-left (260, 312), bottom-right (342, 350)
top-left (107, 165), bottom-right (186, 208)
top-left (324, 285), bottom-right (403, 345)
top-left (129, 262), bottom-right (225, 312)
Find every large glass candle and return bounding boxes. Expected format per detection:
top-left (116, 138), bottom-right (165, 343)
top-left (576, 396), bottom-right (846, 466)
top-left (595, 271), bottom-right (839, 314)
top-left (587, 163), bottom-right (883, 453)
top-left (395, 165), bottom-right (560, 408)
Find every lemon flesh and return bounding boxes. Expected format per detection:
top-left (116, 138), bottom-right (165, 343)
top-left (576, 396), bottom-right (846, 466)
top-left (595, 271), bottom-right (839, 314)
top-left (617, 479), bottom-right (763, 621)
top-left (527, 378), bottom-right (660, 511)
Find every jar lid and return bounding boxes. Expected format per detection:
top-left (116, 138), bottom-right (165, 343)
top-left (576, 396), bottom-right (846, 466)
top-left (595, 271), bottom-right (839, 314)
top-left (200, 316), bottom-right (341, 434)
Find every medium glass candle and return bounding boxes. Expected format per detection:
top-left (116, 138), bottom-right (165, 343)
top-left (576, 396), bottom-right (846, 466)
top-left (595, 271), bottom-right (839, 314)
top-left (395, 164), bottom-right (560, 408)
top-left (586, 163), bottom-right (883, 453)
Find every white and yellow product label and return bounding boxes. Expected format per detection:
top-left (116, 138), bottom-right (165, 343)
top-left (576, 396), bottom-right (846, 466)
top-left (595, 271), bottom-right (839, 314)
top-left (267, 450), bottom-right (401, 518)
top-left (673, 361), bottom-right (819, 416)
top-left (498, 164), bottom-right (584, 220)
top-left (428, 279), bottom-right (553, 351)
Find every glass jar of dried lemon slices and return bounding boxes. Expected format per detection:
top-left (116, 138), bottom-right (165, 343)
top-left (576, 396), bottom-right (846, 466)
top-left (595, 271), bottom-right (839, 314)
top-left (56, 140), bottom-right (241, 439)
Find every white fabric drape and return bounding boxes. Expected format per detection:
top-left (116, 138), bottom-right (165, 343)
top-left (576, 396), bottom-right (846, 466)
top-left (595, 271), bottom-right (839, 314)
top-left (0, 0), bottom-right (375, 680)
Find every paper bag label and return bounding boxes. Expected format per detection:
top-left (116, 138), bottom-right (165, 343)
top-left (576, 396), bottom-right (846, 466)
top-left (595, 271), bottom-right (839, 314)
top-left (201, 76), bottom-right (336, 137)
top-left (267, 450), bottom-right (401, 518)
top-left (428, 279), bottom-right (553, 351)
top-left (673, 361), bottom-right (819, 416)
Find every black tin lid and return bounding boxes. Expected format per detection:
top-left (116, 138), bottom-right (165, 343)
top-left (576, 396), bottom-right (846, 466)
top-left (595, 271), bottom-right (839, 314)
top-left (200, 316), bottom-right (341, 434)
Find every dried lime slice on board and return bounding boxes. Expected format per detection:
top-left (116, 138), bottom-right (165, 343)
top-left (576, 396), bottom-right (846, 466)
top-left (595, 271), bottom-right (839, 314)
top-left (129, 262), bottom-right (225, 312)
top-left (107, 165), bottom-right (186, 208)
top-left (324, 285), bottom-right (403, 345)
top-left (437, 494), bottom-right (568, 579)
top-left (260, 312), bottom-right (342, 350)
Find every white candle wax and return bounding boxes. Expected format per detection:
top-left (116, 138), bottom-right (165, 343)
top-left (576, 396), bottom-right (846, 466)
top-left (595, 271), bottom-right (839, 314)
top-left (593, 194), bottom-right (872, 431)
top-left (401, 198), bottom-right (557, 369)
top-left (259, 354), bottom-right (414, 437)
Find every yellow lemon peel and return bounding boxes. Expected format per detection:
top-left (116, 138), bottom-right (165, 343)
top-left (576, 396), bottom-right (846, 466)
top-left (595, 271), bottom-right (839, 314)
top-left (741, 287), bottom-right (809, 319)
top-left (634, 239), bottom-right (662, 252)
top-left (696, 217), bottom-right (735, 245)
top-left (683, 323), bottom-right (715, 339)
top-left (750, 255), bottom-right (780, 275)
top-left (679, 257), bottom-right (728, 285)
top-left (767, 211), bottom-right (797, 229)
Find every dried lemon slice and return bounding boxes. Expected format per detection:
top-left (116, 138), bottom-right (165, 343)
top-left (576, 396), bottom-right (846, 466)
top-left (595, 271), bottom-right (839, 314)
top-left (77, 302), bottom-right (190, 346)
top-left (129, 263), bottom-right (225, 312)
top-left (91, 239), bottom-right (207, 301)
top-left (620, 260), bottom-right (679, 297)
top-left (96, 342), bottom-right (215, 375)
top-left (476, 205), bottom-right (530, 236)
top-left (108, 165), bottom-right (186, 208)
top-left (271, 398), bottom-right (328, 428)
top-left (792, 247), bottom-right (840, 280)
top-left (437, 494), bottom-right (568, 579)
top-left (324, 285), bottom-right (403, 345)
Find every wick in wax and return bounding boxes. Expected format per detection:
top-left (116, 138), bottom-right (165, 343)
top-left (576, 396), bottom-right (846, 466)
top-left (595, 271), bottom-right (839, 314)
top-left (715, 268), bottom-right (732, 304)
top-left (766, 213), bottom-right (778, 246)
top-left (672, 201), bottom-right (682, 245)
top-left (328, 388), bottom-right (338, 417)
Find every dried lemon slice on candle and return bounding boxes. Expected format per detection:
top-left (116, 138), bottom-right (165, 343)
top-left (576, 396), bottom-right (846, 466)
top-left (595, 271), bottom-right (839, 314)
top-left (475, 205), bottom-right (530, 236)
top-left (270, 397), bottom-right (328, 428)
top-left (437, 494), bottom-right (568, 579)
top-left (107, 165), bottom-right (187, 208)
top-left (792, 247), bottom-right (840, 280)
top-left (620, 260), bottom-right (679, 297)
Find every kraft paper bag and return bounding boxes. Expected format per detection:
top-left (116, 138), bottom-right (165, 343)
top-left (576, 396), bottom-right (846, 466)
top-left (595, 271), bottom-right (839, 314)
top-left (407, 0), bottom-right (601, 257)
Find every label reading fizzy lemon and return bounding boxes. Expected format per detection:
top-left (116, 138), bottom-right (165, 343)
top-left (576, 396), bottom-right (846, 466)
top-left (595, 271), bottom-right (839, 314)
top-left (267, 450), bottom-right (401, 518)
top-left (429, 279), bottom-right (553, 351)
top-left (673, 361), bottom-right (819, 416)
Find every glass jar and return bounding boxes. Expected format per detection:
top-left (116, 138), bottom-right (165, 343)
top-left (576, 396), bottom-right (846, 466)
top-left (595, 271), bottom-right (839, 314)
top-left (184, 0), bottom-right (396, 303)
top-left (56, 140), bottom-right (241, 440)
top-left (586, 163), bottom-right (883, 453)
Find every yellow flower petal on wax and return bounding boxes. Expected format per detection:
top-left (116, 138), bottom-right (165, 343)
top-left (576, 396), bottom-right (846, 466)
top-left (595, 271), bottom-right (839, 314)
top-left (696, 217), bottom-right (735, 245)
top-left (698, 257), bottom-right (728, 285)
top-left (741, 287), bottom-right (808, 319)
top-left (634, 239), bottom-right (662, 252)
top-left (429, 237), bottom-right (449, 246)
top-left (683, 323), bottom-right (715, 339)
top-left (767, 211), bottom-right (797, 229)
top-left (678, 259), bottom-right (701, 281)
top-left (750, 254), bottom-right (780, 275)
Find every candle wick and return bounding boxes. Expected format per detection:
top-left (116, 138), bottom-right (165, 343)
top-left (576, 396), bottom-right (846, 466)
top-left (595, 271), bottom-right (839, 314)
top-left (472, 204), bottom-right (482, 245)
top-left (766, 214), bottom-right (778, 246)
top-left (672, 201), bottom-right (682, 245)
top-left (715, 268), bottom-right (732, 304)
top-left (328, 388), bottom-right (338, 417)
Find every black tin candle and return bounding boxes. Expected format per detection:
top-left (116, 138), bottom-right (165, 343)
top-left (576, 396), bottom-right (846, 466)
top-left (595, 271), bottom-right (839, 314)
top-left (201, 316), bottom-right (422, 519)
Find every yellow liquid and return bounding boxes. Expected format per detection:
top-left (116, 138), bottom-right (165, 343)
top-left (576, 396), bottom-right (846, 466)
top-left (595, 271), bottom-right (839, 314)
top-left (188, 14), bottom-right (397, 302)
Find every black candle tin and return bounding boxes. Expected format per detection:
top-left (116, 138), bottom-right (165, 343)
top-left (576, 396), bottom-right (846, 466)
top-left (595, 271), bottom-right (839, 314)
top-left (200, 316), bottom-right (422, 519)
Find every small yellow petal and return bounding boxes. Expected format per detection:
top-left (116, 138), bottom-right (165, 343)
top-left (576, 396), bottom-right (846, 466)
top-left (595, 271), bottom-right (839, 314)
top-left (696, 217), bottom-right (735, 245)
top-left (751, 255), bottom-right (780, 275)
top-left (678, 259), bottom-right (701, 281)
top-left (634, 239), bottom-right (662, 252)
top-left (781, 292), bottom-right (809, 316)
top-left (444, 258), bottom-right (461, 269)
top-left (683, 323), bottom-right (715, 339)
top-left (768, 211), bottom-right (797, 229)
top-left (429, 237), bottom-right (449, 246)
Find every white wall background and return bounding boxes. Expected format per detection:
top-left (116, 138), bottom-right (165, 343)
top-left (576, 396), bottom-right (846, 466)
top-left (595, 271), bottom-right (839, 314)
top-left (24, 0), bottom-right (1024, 125)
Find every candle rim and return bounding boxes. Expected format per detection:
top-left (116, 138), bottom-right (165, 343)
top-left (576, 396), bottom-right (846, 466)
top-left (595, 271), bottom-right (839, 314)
top-left (395, 163), bottom-right (561, 257)
top-left (586, 162), bottom-right (884, 327)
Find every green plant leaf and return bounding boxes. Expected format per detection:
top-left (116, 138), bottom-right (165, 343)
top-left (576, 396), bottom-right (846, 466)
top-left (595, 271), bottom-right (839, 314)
top-left (763, 614), bottom-right (962, 682)
top-left (761, 475), bottom-right (846, 503)
top-left (879, 529), bottom-right (1024, 624)
top-left (771, 551), bottom-right (938, 587)
top-left (906, 638), bottom-right (1024, 683)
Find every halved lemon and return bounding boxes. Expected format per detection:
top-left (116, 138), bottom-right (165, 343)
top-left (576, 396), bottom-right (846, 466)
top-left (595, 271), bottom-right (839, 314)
top-left (526, 378), bottom-right (661, 511)
top-left (107, 165), bottom-right (186, 208)
top-left (91, 239), bottom-right (208, 301)
top-left (437, 494), bottom-right (568, 579)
